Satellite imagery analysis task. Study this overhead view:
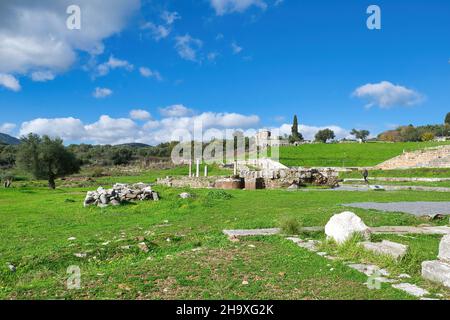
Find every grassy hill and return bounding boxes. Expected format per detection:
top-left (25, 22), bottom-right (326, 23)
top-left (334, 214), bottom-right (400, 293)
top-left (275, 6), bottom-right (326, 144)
top-left (278, 141), bottom-right (450, 167)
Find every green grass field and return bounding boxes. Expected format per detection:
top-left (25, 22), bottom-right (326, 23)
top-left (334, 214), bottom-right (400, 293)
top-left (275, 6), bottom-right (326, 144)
top-left (278, 141), bottom-right (450, 167)
top-left (341, 168), bottom-right (450, 180)
top-left (1, 171), bottom-right (450, 300)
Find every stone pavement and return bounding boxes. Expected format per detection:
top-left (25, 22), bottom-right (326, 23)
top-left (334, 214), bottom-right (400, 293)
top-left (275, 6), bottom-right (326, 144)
top-left (343, 202), bottom-right (450, 217)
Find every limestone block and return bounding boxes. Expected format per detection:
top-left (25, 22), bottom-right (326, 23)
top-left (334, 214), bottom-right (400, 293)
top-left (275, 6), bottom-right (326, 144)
top-left (360, 240), bottom-right (408, 260)
top-left (422, 260), bottom-right (450, 288)
top-left (325, 211), bottom-right (371, 244)
top-left (438, 234), bottom-right (450, 263)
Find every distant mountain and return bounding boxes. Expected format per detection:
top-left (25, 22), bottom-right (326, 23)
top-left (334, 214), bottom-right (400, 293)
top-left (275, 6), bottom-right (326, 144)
top-left (0, 133), bottom-right (20, 145)
top-left (117, 143), bottom-right (151, 148)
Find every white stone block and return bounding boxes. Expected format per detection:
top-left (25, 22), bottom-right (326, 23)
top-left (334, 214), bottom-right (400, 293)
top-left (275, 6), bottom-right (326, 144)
top-left (325, 211), bottom-right (371, 244)
top-left (422, 260), bottom-right (450, 288)
top-left (438, 234), bottom-right (450, 263)
top-left (360, 240), bottom-right (408, 260)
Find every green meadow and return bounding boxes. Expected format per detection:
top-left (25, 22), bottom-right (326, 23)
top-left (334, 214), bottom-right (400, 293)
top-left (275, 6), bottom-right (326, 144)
top-left (278, 141), bottom-right (450, 167)
top-left (1, 171), bottom-right (450, 300)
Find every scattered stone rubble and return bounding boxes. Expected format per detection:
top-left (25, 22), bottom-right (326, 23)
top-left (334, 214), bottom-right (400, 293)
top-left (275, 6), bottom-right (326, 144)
top-left (84, 183), bottom-right (159, 208)
top-left (223, 212), bottom-right (447, 299)
top-left (179, 192), bottom-right (192, 199)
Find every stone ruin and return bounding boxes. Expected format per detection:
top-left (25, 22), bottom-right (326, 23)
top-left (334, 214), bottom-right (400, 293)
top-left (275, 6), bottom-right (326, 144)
top-left (240, 167), bottom-right (340, 189)
top-left (156, 167), bottom-right (339, 190)
top-left (84, 183), bottom-right (159, 208)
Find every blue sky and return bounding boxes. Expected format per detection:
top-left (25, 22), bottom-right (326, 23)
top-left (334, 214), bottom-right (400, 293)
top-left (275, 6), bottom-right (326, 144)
top-left (0, 0), bottom-right (449, 144)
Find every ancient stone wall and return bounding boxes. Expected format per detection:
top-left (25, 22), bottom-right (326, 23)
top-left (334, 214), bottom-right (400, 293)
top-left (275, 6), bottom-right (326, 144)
top-left (156, 176), bottom-right (216, 189)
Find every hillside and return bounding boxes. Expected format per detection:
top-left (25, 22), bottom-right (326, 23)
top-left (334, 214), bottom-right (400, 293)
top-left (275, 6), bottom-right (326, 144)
top-left (0, 133), bottom-right (20, 145)
top-left (278, 141), bottom-right (450, 167)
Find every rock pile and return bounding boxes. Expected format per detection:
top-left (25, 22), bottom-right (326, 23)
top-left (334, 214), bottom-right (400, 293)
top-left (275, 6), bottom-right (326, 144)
top-left (84, 183), bottom-right (159, 208)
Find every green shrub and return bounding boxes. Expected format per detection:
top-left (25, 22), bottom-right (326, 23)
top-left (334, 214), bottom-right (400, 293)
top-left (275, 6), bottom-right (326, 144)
top-left (89, 167), bottom-right (104, 178)
top-left (280, 217), bottom-right (303, 235)
top-left (206, 190), bottom-right (233, 200)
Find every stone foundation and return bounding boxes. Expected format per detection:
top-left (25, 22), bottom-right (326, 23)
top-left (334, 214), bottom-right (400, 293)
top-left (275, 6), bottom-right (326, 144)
top-left (244, 178), bottom-right (265, 190)
top-left (156, 168), bottom-right (339, 190)
top-left (215, 177), bottom-right (245, 190)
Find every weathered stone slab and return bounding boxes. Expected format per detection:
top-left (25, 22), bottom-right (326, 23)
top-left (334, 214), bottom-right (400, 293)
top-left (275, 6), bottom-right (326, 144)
top-left (392, 283), bottom-right (429, 298)
top-left (360, 240), bottom-right (408, 260)
top-left (438, 234), bottom-right (450, 263)
top-left (370, 226), bottom-right (450, 235)
top-left (223, 228), bottom-right (281, 237)
top-left (422, 260), bottom-right (450, 288)
top-left (286, 237), bottom-right (321, 252)
top-left (343, 202), bottom-right (450, 217)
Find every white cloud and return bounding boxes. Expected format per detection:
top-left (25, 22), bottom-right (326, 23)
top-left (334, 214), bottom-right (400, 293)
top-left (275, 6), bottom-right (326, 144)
top-left (141, 22), bottom-right (171, 41)
top-left (278, 123), bottom-right (350, 141)
top-left (93, 87), bottom-right (113, 98)
top-left (0, 73), bottom-right (21, 91)
top-left (159, 104), bottom-right (194, 117)
top-left (96, 55), bottom-right (133, 77)
top-left (139, 67), bottom-right (162, 81)
top-left (353, 81), bottom-right (424, 109)
top-left (274, 0), bottom-right (284, 6)
top-left (130, 109), bottom-right (152, 120)
top-left (20, 116), bottom-right (140, 145)
top-left (84, 115), bottom-right (139, 144)
top-left (207, 52), bottom-right (219, 62)
top-left (161, 11), bottom-right (181, 25)
top-left (30, 71), bottom-right (55, 82)
top-left (0, 1), bottom-right (140, 82)
top-left (142, 10), bottom-right (180, 41)
top-left (20, 117), bottom-right (86, 141)
top-left (231, 42), bottom-right (243, 54)
top-left (174, 34), bottom-right (203, 62)
top-left (0, 123), bottom-right (16, 134)
top-left (18, 109), bottom-right (260, 145)
top-left (209, 0), bottom-right (268, 15)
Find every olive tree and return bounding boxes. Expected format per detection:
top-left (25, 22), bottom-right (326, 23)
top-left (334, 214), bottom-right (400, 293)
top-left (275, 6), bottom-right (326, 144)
top-left (350, 129), bottom-right (370, 142)
top-left (315, 129), bottom-right (335, 143)
top-left (17, 134), bottom-right (80, 189)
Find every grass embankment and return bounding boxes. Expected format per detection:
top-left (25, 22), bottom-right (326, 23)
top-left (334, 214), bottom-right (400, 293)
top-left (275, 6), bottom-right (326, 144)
top-left (4, 164), bottom-right (231, 189)
top-left (341, 168), bottom-right (450, 179)
top-left (1, 179), bottom-right (450, 299)
top-left (340, 168), bottom-right (450, 187)
top-left (278, 141), bottom-right (450, 167)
